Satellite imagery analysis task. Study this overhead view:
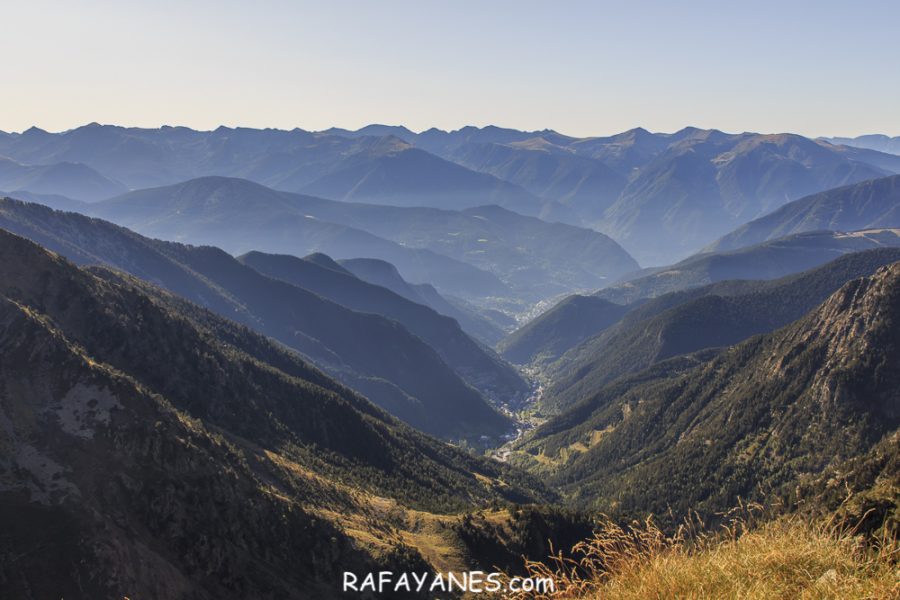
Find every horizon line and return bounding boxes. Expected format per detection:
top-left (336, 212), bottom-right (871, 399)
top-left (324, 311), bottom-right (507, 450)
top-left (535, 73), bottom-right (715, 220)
top-left (3, 121), bottom-right (898, 141)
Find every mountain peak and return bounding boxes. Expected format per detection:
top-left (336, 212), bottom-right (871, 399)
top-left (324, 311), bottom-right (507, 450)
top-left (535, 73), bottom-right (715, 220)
top-left (340, 256), bottom-right (400, 274)
top-left (302, 252), bottom-right (353, 275)
top-left (22, 125), bottom-right (49, 136)
top-left (357, 123), bottom-right (414, 135)
top-left (625, 126), bottom-right (651, 136)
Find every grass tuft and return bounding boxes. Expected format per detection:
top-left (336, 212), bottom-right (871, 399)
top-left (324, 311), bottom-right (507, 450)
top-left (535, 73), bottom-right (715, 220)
top-left (501, 504), bottom-right (898, 599)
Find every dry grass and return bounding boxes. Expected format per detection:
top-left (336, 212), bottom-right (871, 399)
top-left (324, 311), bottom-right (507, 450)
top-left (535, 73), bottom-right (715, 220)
top-left (502, 505), bottom-right (899, 599)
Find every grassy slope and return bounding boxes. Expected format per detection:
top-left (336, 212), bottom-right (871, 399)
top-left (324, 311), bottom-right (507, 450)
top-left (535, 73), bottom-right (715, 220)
top-left (501, 514), bottom-right (898, 599)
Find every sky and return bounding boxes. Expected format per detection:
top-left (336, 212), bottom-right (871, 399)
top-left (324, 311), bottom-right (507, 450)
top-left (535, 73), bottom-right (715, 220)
top-left (1, 0), bottom-right (899, 138)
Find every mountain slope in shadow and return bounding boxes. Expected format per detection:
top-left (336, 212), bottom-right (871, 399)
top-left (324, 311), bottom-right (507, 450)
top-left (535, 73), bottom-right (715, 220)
top-left (0, 198), bottom-right (511, 440)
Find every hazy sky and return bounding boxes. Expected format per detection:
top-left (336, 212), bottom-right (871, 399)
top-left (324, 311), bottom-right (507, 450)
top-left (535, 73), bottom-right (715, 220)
top-left (2, 0), bottom-right (898, 137)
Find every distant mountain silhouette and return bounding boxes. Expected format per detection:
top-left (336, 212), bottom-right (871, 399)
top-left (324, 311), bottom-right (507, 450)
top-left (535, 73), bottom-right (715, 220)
top-left (300, 141), bottom-right (563, 218)
top-left (349, 125), bottom-right (900, 264)
top-left (0, 123), bottom-right (340, 189)
top-left (339, 256), bottom-right (510, 344)
top-left (85, 176), bottom-right (637, 304)
top-left (823, 134), bottom-right (900, 156)
top-left (312, 201), bottom-right (638, 301)
top-left (0, 125), bottom-right (559, 218)
top-left (0, 156), bottom-right (126, 201)
top-left (6, 123), bottom-right (900, 270)
top-left (709, 175), bottom-right (900, 252)
top-left (413, 125), bottom-right (577, 157)
top-left (596, 132), bottom-right (895, 264)
top-left (448, 141), bottom-right (627, 224)
top-left (597, 228), bottom-right (900, 305)
top-left (83, 176), bottom-right (509, 299)
top-left (320, 123), bottom-right (417, 141)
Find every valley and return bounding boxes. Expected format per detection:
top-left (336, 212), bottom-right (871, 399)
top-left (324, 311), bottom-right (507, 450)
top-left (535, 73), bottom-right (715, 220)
top-left (6, 1), bottom-right (900, 595)
top-left (1, 122), bottom-right (899, 599)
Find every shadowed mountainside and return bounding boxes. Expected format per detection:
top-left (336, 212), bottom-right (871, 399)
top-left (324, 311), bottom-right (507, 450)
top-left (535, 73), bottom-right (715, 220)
top-left (0, 198), bottom-right (511, 440)
top-left (238, 250), bottom-right (528, 403)
top-left (339, 256), bottom-right (511, 344)
top-left (0, 228), bottom-right (548, 598)
top-left (498, 295), bottom-right (630, 366)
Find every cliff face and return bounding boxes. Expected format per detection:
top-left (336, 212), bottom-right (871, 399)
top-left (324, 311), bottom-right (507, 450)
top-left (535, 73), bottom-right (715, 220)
top-left (772, 262), bottom-right (900, 420)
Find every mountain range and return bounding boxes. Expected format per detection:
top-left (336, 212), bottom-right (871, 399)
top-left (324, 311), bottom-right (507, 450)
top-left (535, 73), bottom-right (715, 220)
top-left (0, 156), bottom-right (125, 201)
top-left (236, 249), bottom-right (525, 403)
top-left (502, 237), bottom-right (883, 372)
top-left (823, 134), bottom-right (900, 156)
top-left (338, 256), bottom-right (513, 344)
top-left (298, 139), bottom-right (562, 218)
top-left (347, 125), bottom-right (900, 263)
top-left (593, 131), bottom-right (898, 263)
top-left (0, 198), bottom-right (521, 440)
top-left (594, 228), bottom-right (900, 305)
top-left (5, 123), bottom-right (900, 266)
top-left (0, 125), bottom-right (558, 218)
top-left (82, 176), bottom-right (513, 301)
top-left (78, 176), bottom-right (639, 307)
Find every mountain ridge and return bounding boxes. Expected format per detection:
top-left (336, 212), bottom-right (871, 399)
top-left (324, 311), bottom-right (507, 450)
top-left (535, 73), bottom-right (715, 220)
top-left (708, 175), bottom-right (900, 252)
top-left (6, 123), bottom-right (900, 266)
top-left (542, 247), bottom-right (900, 413)
top-left (514, 260), bottom-right (900, 520)
top-left (0, 227), bottom-right (547, 597)
top-left (83, 176), bottom-right (639, 306)
top-left (237, 249), bottom-right (528, 403)
top-left (0, 198), bottom-right (512, 440)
